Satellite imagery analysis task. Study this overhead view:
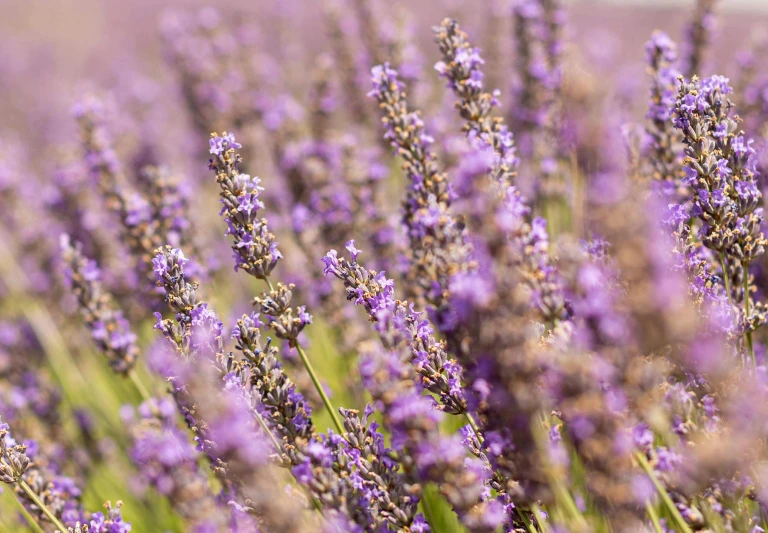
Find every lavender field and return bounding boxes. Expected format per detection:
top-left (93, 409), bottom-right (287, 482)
top-left (3, 0), bottom-right (768, 531)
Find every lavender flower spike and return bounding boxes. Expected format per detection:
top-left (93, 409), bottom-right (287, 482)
top-left (368, 63), bottom-right (473, 321)
top-left (324, 245), bottom-right (501, 533)
top-left (434, 18), bottom-right (519, 188)
top-left (0, 418), bottom-right (31, 486)
top-left (61, 235), bottom-right (139, 374)
top-left (207, 132), bottom-right (338, 433)
top-left (644, 31), bottom-right (684, 185)
top-left (433, 20), bottom-right (568, 327)
top-left (152, 246), bottom-right (228, 481)
top-left (208, 132), bottom-right (281, 281)
top-left (367, 63), bottom-right (452, 234)
top-left (673, 75), bottom-right (768, 361)
top-left (208, 132), bottom-right (312, 347)
top-left (323, 242), bottom-right (468, 415)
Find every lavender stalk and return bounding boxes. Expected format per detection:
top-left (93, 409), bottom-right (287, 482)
top-left (673, 75), bottom-right (768, 365)
top-left (207, 132), bottom-right (343, 434)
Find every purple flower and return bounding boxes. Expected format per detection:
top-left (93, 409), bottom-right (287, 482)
top-left (368, 63), bottom-right (402, 97)
top-left (209, 131), bottom-right (241, 156)
top-left (345, 240), bottom-right (361, 261)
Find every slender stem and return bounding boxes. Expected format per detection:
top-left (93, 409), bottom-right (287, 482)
top-left (259, 275), bottom-right (342, 432)
top-left (295, 344), bottom-right (344, 434)
top-left (533, 417), bottom-right (587, 529)
top-left (257, 273), bottom-right (351, 513)
top-left (11, 493), bottom-right (46, 533)
top-left (17, 479), bottom-right (69, 533)
top-left (464, 412), bottom-right (483, 442)
top-left (719, 253), bottom-right (733, 308)
top-left (253, 408), bottom-right (283, 456)
top-left (743, 261), bottom-right (756, 369)
top-left (521, 510), bottom-right (538, 533)
top-left (532, 503), bottom-right (551, 533)
top-left (635, 452), bottom-right (693, 533)
top-left (128, 370), bottom-right (153, 403)
top-left (646, 500), bottom-right (664, 533)
top-left (552, 480), bottom-right (586, 530)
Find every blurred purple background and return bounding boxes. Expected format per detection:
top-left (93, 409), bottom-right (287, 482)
top-left (1, 0), bottom-right (765, 148)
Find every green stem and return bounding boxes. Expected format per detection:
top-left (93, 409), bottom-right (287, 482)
top-left (635, 452), bottom-right (693, 533)
top-left (520, 510), bottom-right (538, 533)
top-left (533, 417), bottom-right (587, 529)
top-left (18, 479), bottom-right (69, 533)
top-left (743, 262), bottom-right (756, 369)
top-left (260, 274), bottom-right (343, 432)
top-left (11, 493), bottom-right (46, 533)
top-left (259, 276), bottom-right (342, 432)
top-left (464, 412), bottom-right (483, 442)
top-left (128, 370), bottom-right (153, 403)
top-left (720, 253), bottom-right (733, 308)
top-left (253, 408), bottom-right (283, 456)
top-left (532, 503), bottom-right (551, 533)
top-left (646, 500), bottom-right (664, 533)
top-left (295, 343), bottom-right (344, 434)
top-left (552, 481), bottom-right (587, 530)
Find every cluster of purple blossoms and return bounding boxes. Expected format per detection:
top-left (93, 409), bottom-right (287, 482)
top-left (79, 502), bottom-right (132, 533)
top-left (509, 0), bottom-right (563, 139)
top-left (644, 31), bottom-right (685, 187)
top-left (368, 61), bottom-right (483, 388)
top-left (505, 0), bottom-right (568, 215)
top-left (0, 417), bottom-right (30, 486)
top-left (323, 241), bottom-right (467, 415)
top-left (368, 63), bottom-right (454, 239)
top-left (323, 244), bottom-right (503, 532)
top-left (673, 75), bottom-right (768, 344)
top-left (151, 246), bottom-right (228, 479)
top-left (153, 244), bottom-right (418, 531)
top-left (60, 236), bottom-right (139, 374)
top-left (73, 94), bottom-right (199, 304)
top-left (208, 132), bottom-right (282, 281)
top-left (122, 397), bottom-right (223, 530)
top-left (1, 416), bottom-right (130, 532)
top-left (434, 19), bottom-right (518, 190)
top-left (434, 18), bottom-right (568, 328)
top-left (209, 133), bottom-right (318, 352)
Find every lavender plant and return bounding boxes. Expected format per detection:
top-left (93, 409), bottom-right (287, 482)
top-left (153, 245), bottom-right (423, 531)
top-left (60, 236), bottom-right (139, 375)
top-left (673, 75), bottom-right (768, 364)
top-left (644, 31), bottom-right (684, 186)
top-left (433, 18), bottom-right (568, 328)
top-left (4, 3), bottom-right (768, 533)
